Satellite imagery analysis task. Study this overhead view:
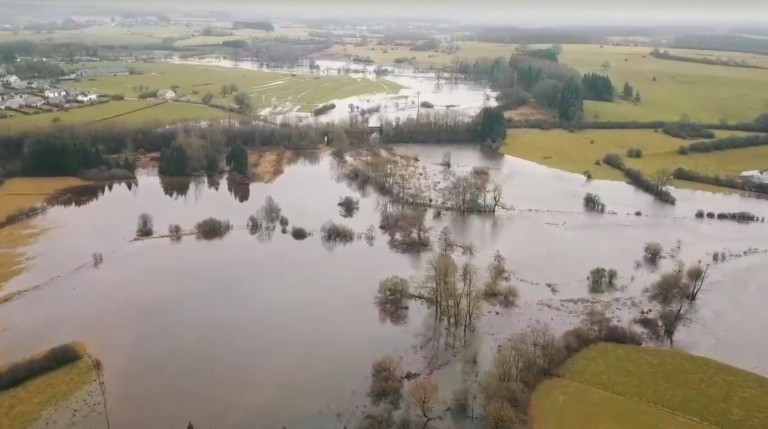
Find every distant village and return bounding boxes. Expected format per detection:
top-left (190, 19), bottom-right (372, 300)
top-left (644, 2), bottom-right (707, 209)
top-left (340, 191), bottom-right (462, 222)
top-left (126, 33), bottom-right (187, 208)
top-left (0, 65), bottom-right (176, 118)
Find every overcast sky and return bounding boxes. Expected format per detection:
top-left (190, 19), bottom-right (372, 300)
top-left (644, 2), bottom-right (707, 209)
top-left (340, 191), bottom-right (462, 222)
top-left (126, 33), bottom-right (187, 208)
top-left (15, 0), bottom-right (768, 26)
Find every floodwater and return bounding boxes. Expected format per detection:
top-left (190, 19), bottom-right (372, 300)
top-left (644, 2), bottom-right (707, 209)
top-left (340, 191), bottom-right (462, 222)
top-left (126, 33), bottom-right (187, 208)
top-left (170, 58), bottom-right (495, 122)
top-left (2, 145), bottom-right (768, 429)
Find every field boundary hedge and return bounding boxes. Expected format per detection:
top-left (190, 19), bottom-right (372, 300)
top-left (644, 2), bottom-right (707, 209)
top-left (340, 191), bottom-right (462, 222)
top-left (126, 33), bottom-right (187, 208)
top-left (0, 342), bottom-right (86, 391)
top-left (673, 168), bottom-right (768, 195)
top-left (89, 100), bottom-right (168, 124)
top-left (559, 376), bottom-right (722, 429)
top-left (602, 153), bottom-right (676, 204)
top-left (506, 118), bottom-right (768, 133)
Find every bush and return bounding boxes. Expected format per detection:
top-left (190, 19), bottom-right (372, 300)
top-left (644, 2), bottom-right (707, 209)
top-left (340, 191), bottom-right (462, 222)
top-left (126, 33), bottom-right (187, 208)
top-left (290, 226), bottom-right (309, 240)
top-left (111, 94), bottom-right (125, 101)
top-left (602, 153), bottom-right (625, 170)
top-left (338, 196), bottom-right (360, 218)
top-left (51, 117), bottom-right (61, 123)
top-left (626, 147), bottom-right (643, 158)
top-left (695, 210), bottom-right (705, 219)
top-left (279, 215), bottom-right (289, 228)
top-left (588, 267), bottom-right (618, 293)
top-left (321, 221), bottom-right (356, 244)
top-left (678, 145), bottom-right (689, 155)
top-left (0, 342), bottom-right (85, 391)
top-left (194, 217), bottom-right (232, 239)
top-left (419, 101), bottom-right (435, 108)
top-left (138, 90), bottom-right (157, 99)
top-left (136, 213), bottom-right (154, 237)
top-left (376, 276), bottom-right (410, 307)
top-left (168, 224), bottom-right (182, 240)
top-left (706, 212), bottom-right (716, 219)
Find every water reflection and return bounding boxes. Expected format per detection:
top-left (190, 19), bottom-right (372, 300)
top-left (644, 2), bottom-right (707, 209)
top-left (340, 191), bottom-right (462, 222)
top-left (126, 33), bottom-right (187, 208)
top-left (227, 177), bottom-right (251, 203)
top-left (160, 176), bottom-right (191, 199)
top-left (48, 181), bottom-right (137, 208)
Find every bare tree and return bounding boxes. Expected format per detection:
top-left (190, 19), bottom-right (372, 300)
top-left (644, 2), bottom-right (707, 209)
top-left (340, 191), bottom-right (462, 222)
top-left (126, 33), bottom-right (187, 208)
top-left (437, 226), bottom-right (454, 254)
top-left (685, 261), bottom-right (709, 302)
top-left (489, 182), bottom-right (504, 213)
top-left (409, 377), bottom-right (439, 422)
top-left (461, 262), bottom-right (482, 334)
top-left (653, 168), bottom-right (672, 190)
top-left (646, 264), bottom-right (698, 347)
top-left (483, 400), bottom-right (518, 429)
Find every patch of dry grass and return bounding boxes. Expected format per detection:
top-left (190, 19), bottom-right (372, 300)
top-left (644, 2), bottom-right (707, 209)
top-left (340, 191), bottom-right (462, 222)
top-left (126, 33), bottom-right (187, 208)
top-left (0, 177), bottom-right (85, 220)
top-left (0, 357), bottom-right (95, 429)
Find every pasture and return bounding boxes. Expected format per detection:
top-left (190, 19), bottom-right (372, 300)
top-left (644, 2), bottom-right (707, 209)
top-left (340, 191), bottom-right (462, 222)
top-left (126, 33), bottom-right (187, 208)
top-left (502, 128), bottom-right (768, 190)
top-left (559, 44), bottom-right (768, 123)
top-left (62, 62), bottom-right (402, 114)
top-left (531, 378), bottom-right (707, 429)
top-left (553, 344), bottom-right (768, 429)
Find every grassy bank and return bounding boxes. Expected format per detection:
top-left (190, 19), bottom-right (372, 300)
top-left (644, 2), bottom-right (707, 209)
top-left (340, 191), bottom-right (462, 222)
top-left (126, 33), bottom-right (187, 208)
top-left (62, 62), bottom-right (402, 115)
top-left (502, 128), bottom-right (768, 192)
top-left (538, 344), bottom-right (768, 429)
top-left (314, 41), bottom-right (518, 67)
top-left (558, 44), bottom-right (768, 123)
top-left (0, 343), bottom-right (97, 429)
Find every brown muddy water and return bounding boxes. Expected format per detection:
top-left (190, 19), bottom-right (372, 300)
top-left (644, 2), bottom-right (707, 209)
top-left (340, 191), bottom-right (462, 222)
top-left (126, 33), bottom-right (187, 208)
top-left (2, 145), bottom-right (768, 429)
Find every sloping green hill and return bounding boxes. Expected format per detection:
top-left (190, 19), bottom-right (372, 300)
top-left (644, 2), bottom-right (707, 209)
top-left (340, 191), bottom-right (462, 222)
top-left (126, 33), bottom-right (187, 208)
top-left (539, 343), bottom-right (768, 429)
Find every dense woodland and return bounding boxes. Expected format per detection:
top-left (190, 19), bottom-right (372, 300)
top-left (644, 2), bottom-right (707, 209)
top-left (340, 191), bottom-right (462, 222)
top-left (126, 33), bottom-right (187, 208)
top-left (670, 34), bottom-right (768, 54)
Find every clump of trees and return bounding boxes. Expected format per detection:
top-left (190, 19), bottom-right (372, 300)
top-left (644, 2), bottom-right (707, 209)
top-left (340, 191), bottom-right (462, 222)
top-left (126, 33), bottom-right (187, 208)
top-left (379, 208), bottom-right (431, 252)
top-left (673, 167), bottom-right (768, 195)
top-left (225, 144), bottom-right (249, 176)
top-left (320, 221), bottom-right (356, 245)
top-left (338, 196), bottom-right (360, 218)
top-left (246, 196), bottom-right (283, 240)
top-left (475, 107), bottom-right (508, 150)
top-left (168, 224), bottom-right (182, 241)
top-left (587, 267), bottom-right (619, 293)
top-left (313, 103), bottom-right (336, 116)
top-left (663, 122), bottom-right (715, 140)
top-left (0, 342), bottom-right (85, 391)
top-left (581, 73), bottom-right (614, 102)
top-left (136, 213), bottom-right (154, 237)
top-left (582, 193), bottom-right (606, 213)
top-left (194, 218), bottom-right (232, 240)
top-left (368, 355), bottom-right (403, 407)
top-left (20, 136), bottom-right (110, 177)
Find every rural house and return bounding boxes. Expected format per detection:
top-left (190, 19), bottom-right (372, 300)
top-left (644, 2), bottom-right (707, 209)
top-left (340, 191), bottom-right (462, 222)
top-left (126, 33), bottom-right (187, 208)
top-left (76, 93), bottom-right (99, 103)
top-left (25, 96), bottom-right (45, 108)
top-left (156, 89), bottom-right (176, 100)
top-left (3, 98), bottom-right (25, 109)
top-left (47, 96), bottom-right (66, 107)
top-left (1, 75), bottom-right (20, 85)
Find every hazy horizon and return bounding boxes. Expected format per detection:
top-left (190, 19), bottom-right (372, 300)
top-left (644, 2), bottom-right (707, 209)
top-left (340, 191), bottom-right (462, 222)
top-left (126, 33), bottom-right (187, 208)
top-left (5, 0), bottom-right (768, 27)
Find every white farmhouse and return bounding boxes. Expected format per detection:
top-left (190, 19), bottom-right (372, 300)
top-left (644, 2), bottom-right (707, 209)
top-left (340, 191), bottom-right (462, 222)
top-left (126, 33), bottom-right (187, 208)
top-left (156, 89), bottom-right (176, 100)
top-left (1, 74), bottom-right (20, 85)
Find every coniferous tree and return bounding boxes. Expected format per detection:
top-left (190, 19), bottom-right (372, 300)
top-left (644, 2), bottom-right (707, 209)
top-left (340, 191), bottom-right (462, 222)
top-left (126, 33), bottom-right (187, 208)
top-left (622, 82), bottom-right (634, 99)
top-left (225, 144), bottom-right (249, 176)
top-left (159, 143), bottom-right (189, 176)
top-left (558, 78), bottom-right (584, 122)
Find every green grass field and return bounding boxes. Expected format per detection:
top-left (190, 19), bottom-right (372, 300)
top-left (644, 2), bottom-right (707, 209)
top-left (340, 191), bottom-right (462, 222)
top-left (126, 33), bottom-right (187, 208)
top-left (549, 344), bottom-right (768, 429)
top-left (531, 378), bottom-right (707, 429)
top-left (502, 128), bottom-right (768, 191)
top-left (0, 100), bottom-right (235, 132)
top-left (558, 44), bottom-right (768, 123)
top-left (62, 62), bottom-right (402, 114)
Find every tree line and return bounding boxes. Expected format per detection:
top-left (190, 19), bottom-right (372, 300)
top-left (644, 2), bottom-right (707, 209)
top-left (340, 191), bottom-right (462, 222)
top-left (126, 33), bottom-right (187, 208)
top-left (603, 153), bottom-right (676, 204)
top-left (650, 48), bottom-right (764, 69)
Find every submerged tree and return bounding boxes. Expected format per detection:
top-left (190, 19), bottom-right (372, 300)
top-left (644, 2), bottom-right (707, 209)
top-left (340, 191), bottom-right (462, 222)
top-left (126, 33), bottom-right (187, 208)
top-left (225, 144), bottom-right (249, 176)
top-left (136, 213), bottom-right (154, 237)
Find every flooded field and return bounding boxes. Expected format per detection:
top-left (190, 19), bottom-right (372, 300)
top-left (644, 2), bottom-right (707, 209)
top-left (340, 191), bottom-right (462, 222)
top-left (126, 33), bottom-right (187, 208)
top-left (2, 145), bottom-right (768, 428)
top-left (171, 58), bottom-right (495, 121)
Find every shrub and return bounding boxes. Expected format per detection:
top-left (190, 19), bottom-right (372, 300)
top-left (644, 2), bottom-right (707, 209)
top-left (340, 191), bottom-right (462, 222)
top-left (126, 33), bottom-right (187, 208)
top-left (321, 221), bottom-right (356, 244)
top-left (420, 101), bottom-right (435, 108)
top-left (51, 117), bottom-right (61, 123)
top-left (588, 267), bottom-right (618, 293)
top-left (291, 226), bottom-right (309, 240)
top-left (279, 215), bottom-right (289, 228)
top-left (136, 213), bottom-right (154, 237)
top-left (111, 94), bottom-right (125, 101)
top-left (706, 211), bottom-right (716, 219)
top-left (644, 242), bottom-right (663, 262)
top-left (626, 147), bottom-right (643, 158)
top-left (484, 399), bottom-right (519, 429)
top-left (695, 210), bottom-right (705, 219)
top-left (0, 342), bottom-right (85, 391)
top-left (376, 276), bottom-right (410, 307)
top-left (247, 215), bottom-right (262, 234)
top-left (678, 145), bottom-right (689, 155)
top-left (602, 153), bottom-right (625, 170)
top-left (194, 217), bottom-right (232, 240)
